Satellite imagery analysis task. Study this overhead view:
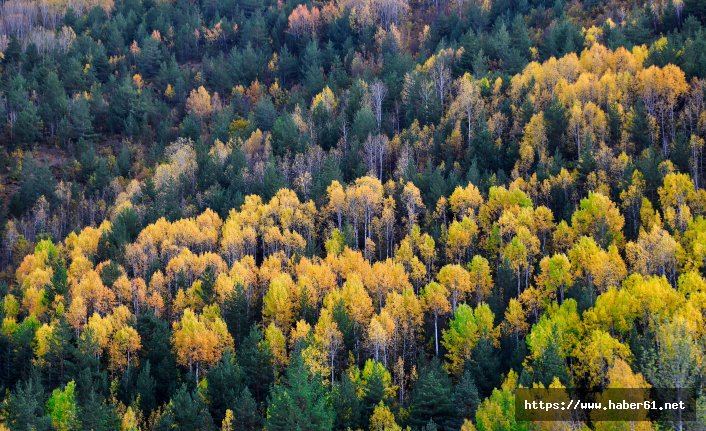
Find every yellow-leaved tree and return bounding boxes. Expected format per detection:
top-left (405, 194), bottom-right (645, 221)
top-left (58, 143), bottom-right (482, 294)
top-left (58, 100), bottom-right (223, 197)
top-left (172, 306), bottom-right (233, 383)
top-left (186, 86), bottom-right (213, 118)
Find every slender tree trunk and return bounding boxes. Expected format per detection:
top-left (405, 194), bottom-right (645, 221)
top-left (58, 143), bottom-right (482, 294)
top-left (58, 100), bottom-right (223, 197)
top-left (434, 312), bottom-right (439, 356)
top-left (467, 114), bottom-right (472, 147)
top-left (331, 350), bottom-right (335, 383)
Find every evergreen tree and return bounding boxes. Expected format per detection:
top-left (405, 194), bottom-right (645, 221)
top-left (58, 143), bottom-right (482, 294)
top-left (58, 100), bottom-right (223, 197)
top-left (452, 369), bottom-right (481, 426)
top-left (7, 374), bottom-right (52, 431)
top-left (271, 113), bottom-right (301, 156)
top-left (68, 96), bottom-right (95, 143)
top-left (266, 350), bottom-right (334, 431)
top-left (137, 37), bottom-right (163, 78)
top-left (301, 41), bottom-right (325, 99)
top-left (117, 144), bottom-right (132, 177)
top-left (361, 362), bottom-right (388, 426)
top-left (7, 75), bottom-right (42, 146)
top-left (422, 420), bottom-right (439, 431)
top-left (78, 391), bottom-right (121, 431)
top-left (39, 71), bottom-right (68, 138)
top-left (10, 317), bottom-right (40, 385)
top-left (529, 335), bottom-right (570, 387)
top-left (10, 153), bottom-right (56, 216)
top-left (3, 36), bottom-right (22, 67)
top-left (464, 337), bottom-right (500, 398)
top-left (233, 387), bottom-right (262, 431)
top-left (135, 312), bottom-right (178, 405)
top-left (206, 350), bottom-right (243, 425)
top-left (40, 318), bottom-right (73, 388)
top-left (254, 97), bottom-right (276, 131)
top-left (263, 162), bottom-right (285, 200)
top-left (135, 361), bottom-right (157, 415)
top-left (67, 331), bottom-right (109, 405)
top-left (630, 101), bottom-right (652, 154)
top-left (239, 326), bottom-right (274, 404)
top-left (221, 285), bottom-right (253, 345)
top-left (409, 358), bottom-right (456, 431)
top-left (333, 372), bottom-right (362, 430)
top-left (156, 384), bottom-right (215, 431)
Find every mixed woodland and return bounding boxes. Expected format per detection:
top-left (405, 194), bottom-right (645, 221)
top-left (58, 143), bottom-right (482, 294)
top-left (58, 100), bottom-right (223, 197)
top-left (1, 0), bottom-right (706, 429)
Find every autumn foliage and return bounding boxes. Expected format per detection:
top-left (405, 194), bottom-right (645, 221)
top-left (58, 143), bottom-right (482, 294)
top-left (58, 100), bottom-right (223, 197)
top-left (3, 0), bottom-right (706, 428)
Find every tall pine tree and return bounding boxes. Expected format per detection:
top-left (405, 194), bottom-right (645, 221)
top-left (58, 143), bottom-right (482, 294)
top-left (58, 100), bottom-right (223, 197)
top-left (266, 349), bottom-right (334, 431)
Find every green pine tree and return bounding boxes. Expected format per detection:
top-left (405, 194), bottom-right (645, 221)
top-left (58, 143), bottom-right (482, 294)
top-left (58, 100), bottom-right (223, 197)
top-left (7, 374), bottom-right (52, 431)
top-left (78, 391), bottom-right (121, 431)
top-left (156, 384), bottom-right (215, 431)
top-left (333, 371), bottom-right (362, 430)
top-left (206, 350), bottom-right (243, 425)
top-left (409, 358), bottom-right (456, 431)
top-left (265, 350), bottom-right (334, 431)
top-left (239, 326), bottom-right (274, 404)
top-left (452, 369), bottom-right (481, 427)
top-left (135, 361), bottom-right (157, 415)
top-left (233, 387), bottom-right (262, 431)
top-left (465, 336), bottom-right (501, 398)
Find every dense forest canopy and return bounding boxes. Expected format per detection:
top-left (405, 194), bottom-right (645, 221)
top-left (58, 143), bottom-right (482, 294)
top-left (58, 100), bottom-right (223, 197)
top-left (0, 0), bottom-right (706, 429)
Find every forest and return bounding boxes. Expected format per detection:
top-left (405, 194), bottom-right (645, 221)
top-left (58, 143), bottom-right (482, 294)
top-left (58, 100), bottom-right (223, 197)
top-left (0, 0), bottom-right (706, 429)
